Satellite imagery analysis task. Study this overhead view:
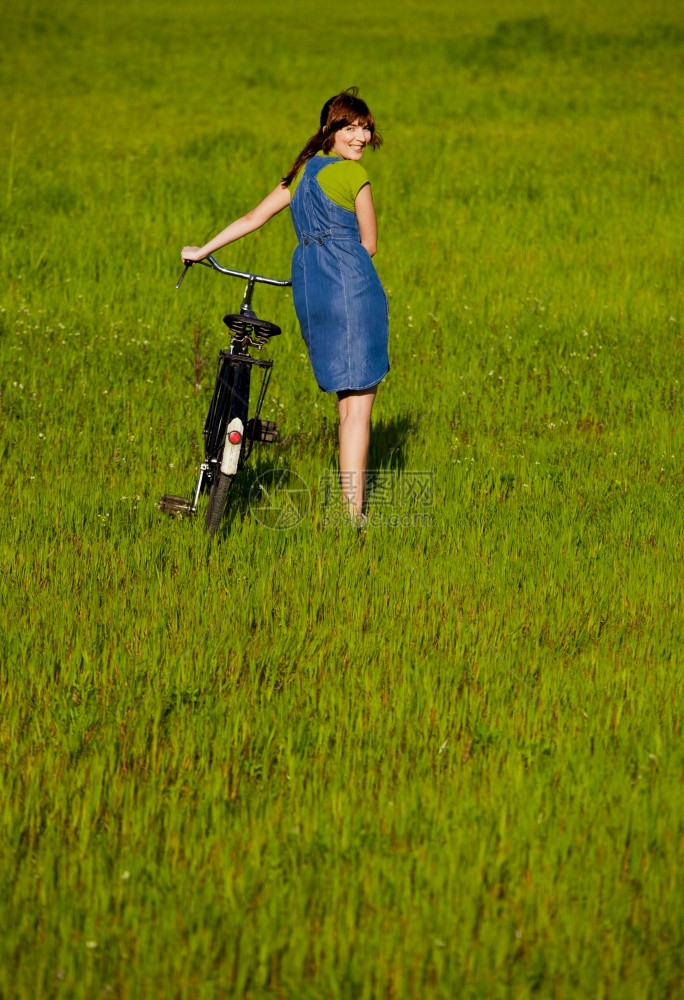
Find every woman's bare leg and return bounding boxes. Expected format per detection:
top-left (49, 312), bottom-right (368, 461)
top-left (337, 387), bottom-right (377, 518)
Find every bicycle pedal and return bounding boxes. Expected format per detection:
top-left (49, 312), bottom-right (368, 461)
top-left (158, 495), bottom-right (195, 518)
top-left (246, 418), bottom-right (279, 443)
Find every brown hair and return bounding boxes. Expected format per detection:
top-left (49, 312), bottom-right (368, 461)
top-left (283, 87), bottom-right (383, 187)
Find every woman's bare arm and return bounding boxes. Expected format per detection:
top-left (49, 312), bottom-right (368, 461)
top-left (355, 183), bottom-right (378, 257)
top-left (182, 183), bottom-right (291, 262)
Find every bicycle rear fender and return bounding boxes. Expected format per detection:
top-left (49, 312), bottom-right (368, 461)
top-left (220, 417), bottom-right (244, 476)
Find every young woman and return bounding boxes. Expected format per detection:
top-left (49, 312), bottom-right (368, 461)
top-left (181, 88), bottom-right (389, 521)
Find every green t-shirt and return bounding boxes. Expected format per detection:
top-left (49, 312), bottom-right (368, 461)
top-left (290, 151), bottom-right (370, 212)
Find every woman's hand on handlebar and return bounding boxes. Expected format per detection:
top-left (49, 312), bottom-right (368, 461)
top-left (181, 246), bottom-right (206, 264)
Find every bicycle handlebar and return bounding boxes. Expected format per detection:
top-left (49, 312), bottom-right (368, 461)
top-left (177, 255), bottom-right (291, 289)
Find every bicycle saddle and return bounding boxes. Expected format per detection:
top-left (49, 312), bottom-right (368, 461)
top-left (223, 314), bottom-right (281, 340)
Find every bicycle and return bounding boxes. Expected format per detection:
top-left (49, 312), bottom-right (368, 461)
top-left (158, 255), bottom-right (292, 535)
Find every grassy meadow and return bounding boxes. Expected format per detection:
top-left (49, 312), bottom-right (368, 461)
top-left (1, 0), bottom-right (682, 996)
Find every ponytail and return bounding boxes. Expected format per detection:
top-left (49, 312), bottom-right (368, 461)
top-left (282, 129), bottom-right (327, 187)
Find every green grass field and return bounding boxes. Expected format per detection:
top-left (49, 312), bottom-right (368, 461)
top-left (1, 0), bottom-right (682, 996)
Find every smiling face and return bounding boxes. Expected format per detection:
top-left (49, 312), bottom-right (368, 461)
top-left (331, 119), bottom-right (373, 161)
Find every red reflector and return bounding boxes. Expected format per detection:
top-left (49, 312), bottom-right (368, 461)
top-left (228, 430), bottom-right (242, 445)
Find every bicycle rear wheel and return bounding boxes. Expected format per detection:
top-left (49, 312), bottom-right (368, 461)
top-left (204, 361), bottom-right (251, 536)
top-left (205, 472), bottom-right (234, 535)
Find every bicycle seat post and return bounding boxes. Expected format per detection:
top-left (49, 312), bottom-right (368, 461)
top-left (240, 276), bottom-right (258, 319)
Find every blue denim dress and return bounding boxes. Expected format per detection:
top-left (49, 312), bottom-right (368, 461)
top-left (290, 156), bottom-right (390, 393)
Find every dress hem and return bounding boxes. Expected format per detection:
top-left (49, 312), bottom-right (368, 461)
top-left (317, 367), bottom-right (390, 394)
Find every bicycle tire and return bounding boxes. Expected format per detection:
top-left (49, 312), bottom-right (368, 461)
top-left (205, 472), bottom-right (234, 535)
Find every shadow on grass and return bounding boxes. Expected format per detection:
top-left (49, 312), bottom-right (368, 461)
top-left (204, 414), bottom-right (418, 538)
top-left (369, 416), bottom-right (416, 473)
